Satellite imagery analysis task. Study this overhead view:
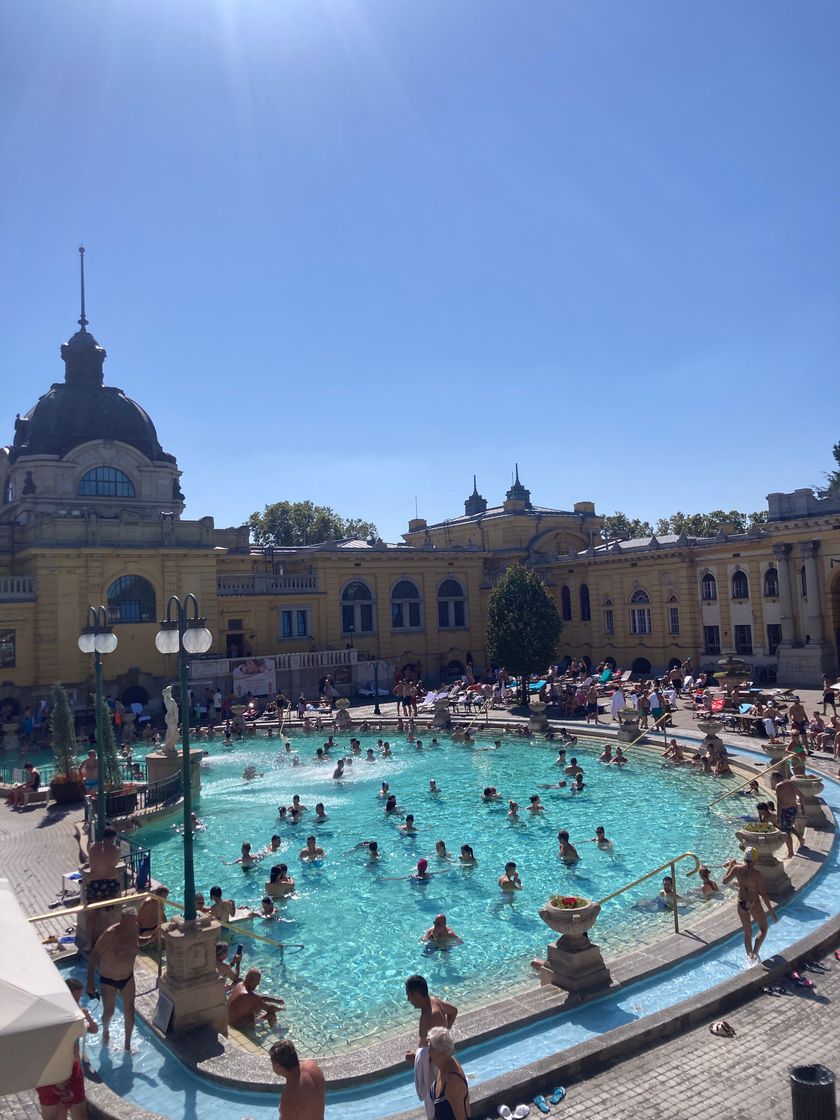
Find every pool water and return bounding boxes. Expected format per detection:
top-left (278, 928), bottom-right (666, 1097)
top-left (137, 732), bottom-right (740, 1051)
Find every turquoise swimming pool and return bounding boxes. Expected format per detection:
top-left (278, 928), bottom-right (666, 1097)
top-left (137, 731), bottom-right (740, 1050)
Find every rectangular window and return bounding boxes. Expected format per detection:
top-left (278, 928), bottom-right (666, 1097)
top-left (453, 600), bottom-right (465, 627)
top-left (669, 607), bottom-right (680, 634)
top-left (734, 625), bottom-right (753, 656)
top-left (703, 625), bottom-right (721, 656)
top-left (629, 607), bottom-right (651, 635)
top-left (280, 610), bottom-right (293, 639)
top-left (766, 624), bottom-right (782, 656)
top-left (295, 610), bottom-right (309, 637)
top-left (391, 603), bottom-right (404, 629)
top-left (0, 629), bottom-right (15, 668)
top-left (359, 604), bottom-right (374, 632)
top-left (408, 601), bottom-right (421, 628)
top-left (341, 605), bottom-right (354, 634)
top-left (604, 609), bottom-right (614, 635)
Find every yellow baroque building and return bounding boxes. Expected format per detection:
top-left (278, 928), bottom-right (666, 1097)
top-left (1, 306), bottom-right (839, 711)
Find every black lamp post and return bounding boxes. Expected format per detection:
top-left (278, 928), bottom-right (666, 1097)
top-left (78, 605), bottom-right (118, 841)
top-left (348, 623), bottom-right (355, 649)
top-left (373, 659), bottom-right (381, 716)
top-left (155, 594), bottom-right (213, 922)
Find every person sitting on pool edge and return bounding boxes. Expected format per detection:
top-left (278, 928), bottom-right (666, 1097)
top-left (227, 967), bottom-right (285, 1028)
top-left (421, 913), bottom-right (463, 947)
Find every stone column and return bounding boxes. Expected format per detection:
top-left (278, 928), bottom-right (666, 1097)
top-left (158, 915), bottom-right (228, 1035)
top-left (799, 540), bottom-right (824, 643)
top-left (772, 543), bottom-right (795, 643)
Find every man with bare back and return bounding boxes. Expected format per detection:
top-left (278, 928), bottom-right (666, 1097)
top-left (86, 907), bottom-right (139, 1049)
top-left (404, 974), bottom-right (458, 1062)
top-left (270, 1039), bottom-right (325, 1120)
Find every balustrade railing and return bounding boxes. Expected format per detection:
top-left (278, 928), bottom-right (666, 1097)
top-left (217, 573), bottom-right (319, 595)
top-left (0, 575), bottom-right (36, 600)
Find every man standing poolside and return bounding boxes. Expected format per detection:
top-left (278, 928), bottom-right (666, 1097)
top-left (722, 849), bottom-right (777, 959)
top-left (271, 1039), bottom-right (325, 1120)
top-left (404, 974), bottom-right (458, 1062)
top-left (87, 907), bottom-right (140, 1049)
top-left (771, 771), bottom-right (807, 858)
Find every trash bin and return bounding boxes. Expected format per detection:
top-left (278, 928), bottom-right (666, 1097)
top-left (790, 1064), bottom-right (836, 1120)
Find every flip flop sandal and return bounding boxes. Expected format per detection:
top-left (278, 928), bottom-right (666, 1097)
top-left (762, 986), bottom-right (781, 996)
top-left (790, 971), bottom-right (816, 989)
top-left (498, 1107), bottom-right (513, 1120)
top-left (513, 1107), bottom-right (531, 1119)
top-left (834, 950), bottom-right (840, 961)
top-left (534, 1096), bottom-right (551, 1115)
top-left (550, 1088), bottom-right (566, 1104)
top-left (709, 1021), bottom-right (736, 1037)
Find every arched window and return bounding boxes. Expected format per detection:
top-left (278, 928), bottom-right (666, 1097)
top-left (763, 568), bottom-right (779, 598)
top-left (437, 578), bottom-right (466, 629)
top-left (107, 575), bottom-right (155, 624)
top-left (629, 589), bottom-right (651, 635)
top-left (579, 584), bottom-right (591, 622)
top-left (731, 570), bottom-right (749, 600)
top-left (701, 573), bottom-right (717, 601)
top-left (341, 580), bottom-right (375, 635)
top-left (79, 467), bottom-right (135, 498)
top-left (561, 585), bottom-right (572, 621)
top-left (602, 596), bottom-right (614, 635)
top-left (391, 580), bottom-right (422, 630)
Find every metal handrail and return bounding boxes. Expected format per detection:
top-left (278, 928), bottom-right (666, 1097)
top-left (596, 850), bottom-right (701, 934)
top-left (707, 752), bottom-right (798, 809)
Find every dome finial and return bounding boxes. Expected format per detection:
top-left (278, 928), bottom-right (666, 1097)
top-left (78, 245), bottom-right (88, 331)
top-left (515, 462), bottom-right (520, 483)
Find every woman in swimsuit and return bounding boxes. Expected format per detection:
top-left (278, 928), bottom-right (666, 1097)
top-left (428, 1026), bottom-right (470, 1119)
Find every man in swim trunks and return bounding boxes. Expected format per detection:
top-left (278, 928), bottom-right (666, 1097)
top-left (36, 977), bottom-right (98, 1119)
top-left (87, 907), bottom-right (140, 1048)
top-left (80, 749), bottom-right (99, 792)
top-left (270, 1039), bottom-right (325, 1120)
top-left (75, 824), bottom-right (124, 948)
top-left (771, 771), bottom-right (806, 858)
top-left (722, 849), bottom-right (777, 959)
top-left (228, 967), bottom-right (285, 1028)
top-left (404, 973), bottom-right (458, 1063)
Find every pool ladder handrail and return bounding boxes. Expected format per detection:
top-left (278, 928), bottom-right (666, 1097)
top-left (596, 850), bottom-right (701, 935)
top-left (707, 752), bottom-right (798, 809)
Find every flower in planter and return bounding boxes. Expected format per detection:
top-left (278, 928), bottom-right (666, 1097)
top-left (336, 698), bottom-right (350, 709)
top-left (549, 894), bottom-right (588, 910)
top-left (741, 822), bottom-right (776, 834)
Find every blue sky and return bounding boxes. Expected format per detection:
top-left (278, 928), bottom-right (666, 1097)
top-left (1, 0), bottom-right (838, 540)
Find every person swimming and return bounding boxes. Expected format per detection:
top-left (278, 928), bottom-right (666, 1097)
top-left (459, 844), bottom-right (477, 865)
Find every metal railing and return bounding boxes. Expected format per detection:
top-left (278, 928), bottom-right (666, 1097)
top-left (708, 752), bottom-right (797, 809)
top-left (136, 769), bottom-right (182, 812)
top-left (596, 851), bottom-right (701, 934)
top-left (0, 761), bottom-right (55, 786)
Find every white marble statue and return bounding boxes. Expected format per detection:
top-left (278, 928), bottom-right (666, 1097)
top-left (163, 684), bottom-right (180, 754)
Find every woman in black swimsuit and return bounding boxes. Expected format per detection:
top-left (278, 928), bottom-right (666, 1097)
top-left (428, 1026), bottom-right (470, 1120)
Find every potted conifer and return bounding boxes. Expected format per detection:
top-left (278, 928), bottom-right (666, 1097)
top-left (48, 682), bottom-right (85, 805)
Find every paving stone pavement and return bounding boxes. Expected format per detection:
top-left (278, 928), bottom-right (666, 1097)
top-left (1, 686), bottom-right (837, 1120)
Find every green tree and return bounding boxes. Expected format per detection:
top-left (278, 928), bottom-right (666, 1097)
top-left (97, 698), bottom-right (122, 790)
top-left (655, 510), bottom-right (768, 537)
top-left (248, 500), bottom-right (378, 546)
top-left (817, 440), bottom-right (840, 496)
top-left (601, 512), bottom-right (653, 541)
top-left (487, 565), bottom-right (562, 700)
top-left (51, 681), bottom-right (78, 778)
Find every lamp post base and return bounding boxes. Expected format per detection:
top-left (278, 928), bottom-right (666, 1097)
top-left (159, 916), bottom-right (228, 1036)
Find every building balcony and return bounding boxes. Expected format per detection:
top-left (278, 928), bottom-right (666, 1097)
top-left (217, 574), bottom-right (319, 596)
top-left (0, 576), bottom-right (36, 601)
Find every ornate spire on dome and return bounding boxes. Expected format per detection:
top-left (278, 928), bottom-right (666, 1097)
top-left (464, 474), bottom-right (487, 517)
top-left (505, 463), bottom-right (531, 509)
top-left (61, 246), bottom-right (106, 389)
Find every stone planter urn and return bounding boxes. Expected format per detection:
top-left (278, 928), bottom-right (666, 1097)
top-left (734, 825), bottom-right (790, 898)
top-left (335, 697), bottom-right (352, 730)
top-left (432, 698), bottom-right (452, 729)
top-left (761, 741), bottom-right (789, 768)
top-left (121, 710), bottom-right (136, 744)
top-left (793, 775), bottom-right (826, 829)
top-left (2, 723), bottom-right (20, 752)
top-left (536, 897), bottom-right (611, 993)
top-left (528, 700), bottom-right (549, 733)
top-left (617, 706), bottom-right (641, 742)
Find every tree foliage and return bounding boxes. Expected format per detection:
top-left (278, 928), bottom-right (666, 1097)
top-left (248, 501), bottom-right (378, 547)
top-left (487, 565), bottom-right (562, 684)
top-left (601, 512), bottom-right (653, 541)
top-left (51, 681), bottom-right (78, 778)
top-left (98, 698), bottom-right (123, 791)
top-left (817, 440), bottom-right (840, 497)
top-left (602, 509), bottom-right (767, 541)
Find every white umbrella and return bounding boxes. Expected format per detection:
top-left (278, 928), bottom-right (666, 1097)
top-left (0, 878), bottom-right (85, 1093)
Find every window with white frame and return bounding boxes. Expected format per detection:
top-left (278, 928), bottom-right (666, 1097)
top-left (391, 580), bottom-right (422, 630)
top-left (731, 570), bottom-right (749, 600)
top-left (763, 568), bottom-right (779, 598)
top-left (669, 606), bottom-right (680, 634)
top-left (341, 580), bottom-right (375, 634)
top-left (734, 624), bottom-right (753, 655)
top-left (703, 625), bottom-right (721, 655)
top-left (629, 589), bottom-right (651, 635)
top-left (280, 608), bottom-right (310, 639)
top-left (701, 573), bottom-right (717, 601)
top-left (437, 578), bottom-right (466, 629)
top-left (603, 597), bottom-right (614, 635)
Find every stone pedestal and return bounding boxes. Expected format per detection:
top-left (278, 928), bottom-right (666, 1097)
top-left (528, 702), bottom-right (549, 733)
top-left (158, 915), bottom-right (228, 1036)
top-left (735, 829), bottom-right (791, 899)
top-left (432, 700), bottom-right (452, 729)
top-left (539, 934), bottom-right (611, 993)
top-left (121, 711), bottom-right (136, 744)
top-left (335, 707), bottom-right (352, 730)
top-left (617, 707), bottom-right (642, 743)
top-left (793, 776), bottom-right (826, 829)
top-left (2, 723), bottom-right (20, 752)
top-left (145, 749), bottom-right (204, 795)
